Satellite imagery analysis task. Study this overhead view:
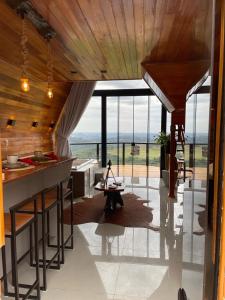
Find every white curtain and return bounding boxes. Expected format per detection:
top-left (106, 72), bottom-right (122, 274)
top-left (54, 81), bottom-right (96, 157)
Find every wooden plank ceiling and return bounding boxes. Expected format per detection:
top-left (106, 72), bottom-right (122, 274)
top-left (0, 0), bottom-right (212, 158)
top-left (30, 0), bottom-right (212, 81)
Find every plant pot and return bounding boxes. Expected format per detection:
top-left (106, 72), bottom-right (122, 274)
top-left (162, 170), bottom-right (169, 187)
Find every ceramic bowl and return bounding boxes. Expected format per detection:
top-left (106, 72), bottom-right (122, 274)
top-left (34, 151), bottom-right (43, 157)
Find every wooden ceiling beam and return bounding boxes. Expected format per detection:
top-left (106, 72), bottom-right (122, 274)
top-left (142, 59), bottom-right (210, 111)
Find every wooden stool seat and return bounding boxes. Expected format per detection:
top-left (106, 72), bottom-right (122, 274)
top-left (21, 191), bottom-right (57, 212)
top-left (4, 213), bottom-right (34, 236)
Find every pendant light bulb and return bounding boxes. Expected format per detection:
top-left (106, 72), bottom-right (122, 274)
top-left (21, 77), bottom-right (30, 92)
top-left (47, 86), bottom-right (53, 99)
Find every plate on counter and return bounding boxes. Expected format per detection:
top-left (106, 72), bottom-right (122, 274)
top-left (3, 162), bottom-right (29, 169)
top-left (2, 162), bottom-right (35, 171)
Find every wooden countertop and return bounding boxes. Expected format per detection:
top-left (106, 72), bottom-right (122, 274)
top-left (3, 157), bottom-right (75, 185)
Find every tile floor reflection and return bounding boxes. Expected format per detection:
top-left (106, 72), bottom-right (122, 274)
top-left (3, 177), bottom-right (207, 300)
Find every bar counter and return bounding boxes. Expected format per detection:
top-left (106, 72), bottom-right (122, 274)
top-left (3, 157), bottom-right (74, 211)
top-left (3, 157), bottom-right (75, 184)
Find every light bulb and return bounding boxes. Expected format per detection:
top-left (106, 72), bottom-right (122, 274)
top-left (47, 87), bottom-right (53, 99)
top-left (21, 77), bottom-right (30, 92)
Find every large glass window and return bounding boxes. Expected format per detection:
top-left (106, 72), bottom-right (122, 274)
top-left (185, 93), bottom-right (210, 178)
top-left (166, 112), bottom-right (171, 134)
top-left (107, 97), bottom-right (120, 165)
top-left (134, 96), bottom-right (148, 143)
top-left (182, 83), bottom-right (211, 299)
top-left (70, 96), bottom-right (101, 159)
top-left (69, 81), bottom-right (164, 180)
top-left (149, 96), bottom-right (162, 138)
top-left (69, 92), bottom-right (163, 178)
top-left (148, 96), bottom-right (161, 176)
top-left (96, 79), bottom-right (149, 90)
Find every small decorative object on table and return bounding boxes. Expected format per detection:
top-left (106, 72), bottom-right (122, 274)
top-left (104, 160), bottom-right (117, 186)
top-left (95, 160), bottom-right (125, 214)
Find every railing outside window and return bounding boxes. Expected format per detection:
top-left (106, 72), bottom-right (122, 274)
top-left (70, 142), bottom-right (208, 169)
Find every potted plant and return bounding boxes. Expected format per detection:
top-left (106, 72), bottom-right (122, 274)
top-left (154, 132), bottom-right (170, 186)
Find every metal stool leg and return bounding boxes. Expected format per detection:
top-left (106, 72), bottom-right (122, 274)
top-left (60, 185), bottom-right (65, 264)
top-left (56, 185), bottom-right (61, 269)
top-left (29, 224), bottom-right (33, 266)
top-left (11, 213), bottom-right (19, 299)
top-left (62, 182), bottom-right (74, 250)
top-left (47, 179), bottom-right (74, 264)
top-left (28, 187), bottom-right (61, 290)
top-left (70, 189), bottom-right (74, 249)
top-left (47, 210), bottom-right (50, 246)
top-left (42, 209), bottom-right (47, 291)
top-left (34, 210), bottom-right (40, 299)
top-left (2, 246), bottom-right (8, 295)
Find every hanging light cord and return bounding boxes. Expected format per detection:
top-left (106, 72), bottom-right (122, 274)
top-left (47, 40), bottom-right (53, 87)
top-left (21, 17), bottom-right (28, 77)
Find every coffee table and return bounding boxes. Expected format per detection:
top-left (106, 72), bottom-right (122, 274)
top-left (94, 182), bottom-right (125, 213)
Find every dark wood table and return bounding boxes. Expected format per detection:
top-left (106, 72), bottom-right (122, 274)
top-left (94, 182), bottom-right (125, 213)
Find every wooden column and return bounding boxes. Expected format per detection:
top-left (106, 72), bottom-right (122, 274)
top-left (216, 1), bottom-right (225, 299)
top-left (0, 144), bottom-right (5, 248)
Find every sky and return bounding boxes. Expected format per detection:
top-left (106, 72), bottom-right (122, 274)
top-left (73, 79), bottom-right (211, 135)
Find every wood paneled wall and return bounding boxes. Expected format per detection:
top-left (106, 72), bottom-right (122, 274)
top-left (0, 2), bottom-right (72, 159)
top-left (0, 144), bottom-right (5, 248)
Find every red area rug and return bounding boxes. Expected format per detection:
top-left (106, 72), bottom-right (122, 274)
top-left (63, 192), bottom-right (158, 230)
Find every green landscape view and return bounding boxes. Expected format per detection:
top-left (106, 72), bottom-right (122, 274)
top-left (70, 143), bottom-right (208, 167)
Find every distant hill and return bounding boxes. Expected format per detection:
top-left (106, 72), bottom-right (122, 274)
top-left (70, 132), bottom-right (208, 144)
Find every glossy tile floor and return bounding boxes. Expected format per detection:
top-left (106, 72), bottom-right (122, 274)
top-left (2, 177), bottom-right (207, 300)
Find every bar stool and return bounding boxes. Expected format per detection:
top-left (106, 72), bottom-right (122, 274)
top-left (47, 176), bottom-right (74, 264)
top-left (20, 184), bottom-right (61, 291)
top-left (1, 196), bottom-right (40, 300)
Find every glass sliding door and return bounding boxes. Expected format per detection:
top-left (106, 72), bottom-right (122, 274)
top-left (107, 96), bottom-right (121, 174)
top-left (182, 88), bottom-right (211, 300)
top-left (148, 96), bottom-right (161, 178)
top-left (106, 95), bottom-right (162, 180)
